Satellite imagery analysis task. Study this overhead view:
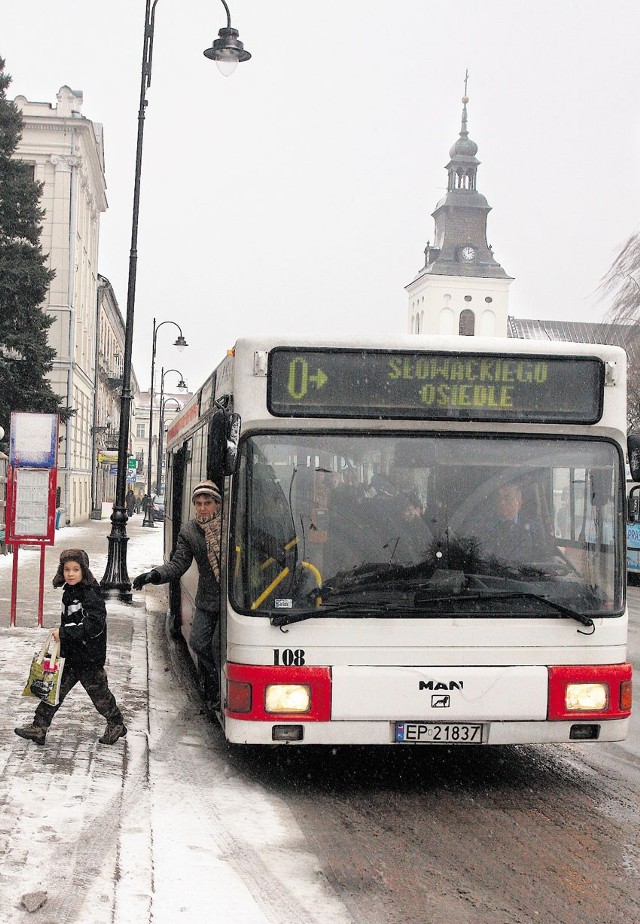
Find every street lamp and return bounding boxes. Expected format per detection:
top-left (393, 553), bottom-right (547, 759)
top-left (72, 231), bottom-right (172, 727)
top-left (157, 394), bottom-right (184, 498)
top-left (100, 0), bottom-right (251, 601)
top-left (156, 368), bottom-right (187, 493)
top-left (142, 323), bottom-right (188, 528)
top-left (203, 0), bottom-right (252, 76)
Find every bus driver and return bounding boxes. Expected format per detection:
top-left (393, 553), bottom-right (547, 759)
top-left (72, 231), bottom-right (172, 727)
top-left (480, 482), bottom-right (550, 563)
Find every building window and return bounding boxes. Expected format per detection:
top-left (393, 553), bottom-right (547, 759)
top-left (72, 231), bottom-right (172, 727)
top-left (459, 309), bottom-right (475, 336)
top-left (21, 162), bottom-right (36, 181)
top-left (136, 423), bottom-right (146, 439)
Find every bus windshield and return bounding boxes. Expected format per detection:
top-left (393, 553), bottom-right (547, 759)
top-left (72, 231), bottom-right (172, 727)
top-left (230, 433), bottom-right (623, 620)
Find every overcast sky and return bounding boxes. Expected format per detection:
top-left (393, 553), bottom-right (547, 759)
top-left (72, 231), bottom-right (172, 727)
top-left (4, 1), bottom-right (640, 390)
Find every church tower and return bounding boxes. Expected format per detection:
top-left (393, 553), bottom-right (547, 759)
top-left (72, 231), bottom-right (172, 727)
top-left (406, 87), bottom-right (512, 337)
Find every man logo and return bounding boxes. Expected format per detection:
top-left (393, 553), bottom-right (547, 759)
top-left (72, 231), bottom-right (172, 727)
top-left (431, 695), bottom-right (451, 708)
top-left (419, 680), bottom-right (464, 691)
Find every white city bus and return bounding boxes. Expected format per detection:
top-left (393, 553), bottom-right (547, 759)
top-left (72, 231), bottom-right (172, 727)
top-left (164, 335), bottom-right (634, 746)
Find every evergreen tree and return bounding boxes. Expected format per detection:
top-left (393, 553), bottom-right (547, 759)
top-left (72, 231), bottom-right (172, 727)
top-left (0, 56), bottom-right (65, 451)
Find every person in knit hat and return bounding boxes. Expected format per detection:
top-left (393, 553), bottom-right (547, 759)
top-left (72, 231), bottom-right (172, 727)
top-left (15, 549), bottom-right (126, 747)
top-left (133, 480), bottom-right (222, 711)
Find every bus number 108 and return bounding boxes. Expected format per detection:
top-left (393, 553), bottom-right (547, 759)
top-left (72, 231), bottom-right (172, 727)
top-left (273, 649), bottom-right (306, 666)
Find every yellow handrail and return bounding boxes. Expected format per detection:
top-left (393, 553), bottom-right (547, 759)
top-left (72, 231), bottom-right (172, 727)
top-left (250, 558), bottom-right (323, 610)
top-left (251, 567), bottom-right (290, 610)
top-left (260, 536), bottom-right (299, 571)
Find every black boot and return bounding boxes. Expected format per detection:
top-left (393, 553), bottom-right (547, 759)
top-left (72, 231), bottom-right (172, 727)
top-left (15, 725), bottom-right (46, 746)
top-left (99, 723), bottom-right (127, 745)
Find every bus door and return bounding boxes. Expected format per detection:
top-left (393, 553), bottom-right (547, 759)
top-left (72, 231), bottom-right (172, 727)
top-left (627, 483), bottom-right (640, 582)
top-left (167, 444), bottom-right (188, 632)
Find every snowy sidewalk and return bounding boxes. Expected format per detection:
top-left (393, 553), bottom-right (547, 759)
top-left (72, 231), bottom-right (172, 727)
top-left (0, 514), bottom-right (161, 922)
top-left (0, 516), bottom-right (352, 924)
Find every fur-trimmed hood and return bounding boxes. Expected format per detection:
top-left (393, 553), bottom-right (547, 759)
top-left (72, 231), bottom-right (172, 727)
top-left (52, 549), bottom-right (97, 588)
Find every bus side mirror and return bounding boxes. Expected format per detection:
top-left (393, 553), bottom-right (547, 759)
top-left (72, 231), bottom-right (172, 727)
top-left (207, 408), bottom-right (241, 479)
top-left (628, 434), bottom-right (640, 482)
top-left (225, 413), bottom-right (241, 473)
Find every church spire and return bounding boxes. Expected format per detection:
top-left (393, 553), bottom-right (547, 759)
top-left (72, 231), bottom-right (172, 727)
top-left (447, 74), bottom-right (479, 193)
top-left (412, 79), bottom-right (509, 280)
top-left (405, 76), bottom-right (513, 338)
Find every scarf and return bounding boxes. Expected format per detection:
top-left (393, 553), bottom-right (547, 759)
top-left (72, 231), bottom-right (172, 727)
top-left (196, 513), bottom-right (221, 582)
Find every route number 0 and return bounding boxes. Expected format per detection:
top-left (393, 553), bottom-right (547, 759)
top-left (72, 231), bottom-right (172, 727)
top-left (287, 358), bottom-right (309, 400)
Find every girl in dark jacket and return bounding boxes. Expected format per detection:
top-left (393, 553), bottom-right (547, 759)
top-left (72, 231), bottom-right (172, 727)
top-left (14, 549), bottom-right (126, 747)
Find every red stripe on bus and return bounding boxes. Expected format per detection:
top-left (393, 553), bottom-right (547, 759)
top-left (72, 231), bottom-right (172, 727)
top-left (225, 662), bottom-right (332, 721)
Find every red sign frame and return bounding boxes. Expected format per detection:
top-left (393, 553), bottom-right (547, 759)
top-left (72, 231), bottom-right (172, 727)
top-left (6, 466), bottom-right (57, 545)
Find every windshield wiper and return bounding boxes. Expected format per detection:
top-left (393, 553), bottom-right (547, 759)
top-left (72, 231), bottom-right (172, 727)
top-left (270, 601), bottom-right (408, 628)
top-left (311, 561), bottom-right (433, 600)
top-left (271, 590), bottom-right (596, 634)
top-left (415, 590), bottom-right (595, 633)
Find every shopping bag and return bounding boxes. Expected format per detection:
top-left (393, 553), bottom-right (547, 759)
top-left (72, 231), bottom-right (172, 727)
top-left (22, 631), bottom-right (65, 707)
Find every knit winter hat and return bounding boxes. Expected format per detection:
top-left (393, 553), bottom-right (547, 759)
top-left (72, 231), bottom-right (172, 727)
top-left (52, 548), bottom-right (96, 587)
top-left (191, 480), bottom-right (222, 504)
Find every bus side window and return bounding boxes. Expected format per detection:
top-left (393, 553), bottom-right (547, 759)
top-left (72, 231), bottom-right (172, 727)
top-left (555, 487), bottom-right (571, 540)
top-left (232, 456), bottom-right (299, 610)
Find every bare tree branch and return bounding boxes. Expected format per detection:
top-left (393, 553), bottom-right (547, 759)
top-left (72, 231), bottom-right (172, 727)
top-left (600, 233), bottom-right (640, 325)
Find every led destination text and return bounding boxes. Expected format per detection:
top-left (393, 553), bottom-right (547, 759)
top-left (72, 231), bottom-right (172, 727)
top-left (420, 382), bottom-right (515, 410)
top-left (387, 357), bottom-right (549, 385)
top-left (388, 358), bottom-right (550, 413)
top-left (268, 348), bottom-right (604, 423)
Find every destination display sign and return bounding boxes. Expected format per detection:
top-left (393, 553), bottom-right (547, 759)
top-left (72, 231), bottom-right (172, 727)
top-left (268, 348), bottom-right (604, 423)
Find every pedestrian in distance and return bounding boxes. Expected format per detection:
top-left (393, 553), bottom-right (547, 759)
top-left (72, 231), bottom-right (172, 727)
top-left (133, 480), bottom-right (222, 710)
top-left (14, 549), bottom-right (127, 747)
top-left (126, 488), bottom-right (136, 516)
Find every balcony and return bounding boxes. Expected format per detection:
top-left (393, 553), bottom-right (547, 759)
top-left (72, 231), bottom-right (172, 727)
top-left (93, 425), bottom-right (120, 449)
top-left (104, 426), bottom-right (120, 449)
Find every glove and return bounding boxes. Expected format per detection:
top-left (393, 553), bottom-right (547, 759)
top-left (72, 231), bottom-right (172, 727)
top-left (132, 569), bottom-right (160, 591)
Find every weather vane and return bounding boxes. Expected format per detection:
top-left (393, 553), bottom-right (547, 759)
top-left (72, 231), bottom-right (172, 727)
top-left (463, 69), bottom-right (469, 99)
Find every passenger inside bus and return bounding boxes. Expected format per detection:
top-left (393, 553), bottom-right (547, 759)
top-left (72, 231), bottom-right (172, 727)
top-left (323, 469), bottom-right (433, 573)
top-left (367, 490), bottom-right (433, 566)
top-left (330, 464), bottom-right (367, 507)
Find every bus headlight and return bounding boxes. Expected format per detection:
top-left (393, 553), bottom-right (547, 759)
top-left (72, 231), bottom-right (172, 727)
top-left (565, 683), bottom-right (609, 712)
top-left (265, 684), bottom-right (311, 714)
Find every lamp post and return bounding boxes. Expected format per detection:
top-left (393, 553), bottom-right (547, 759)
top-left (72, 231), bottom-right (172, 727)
top-left (157, 394), bottom-right (183, 496)
top-left (100, 0), bottom-right (251, 600)
top-left (142, 322), bottom-right (188, 528)
top-left (90, 415), bottom-right (111, 519)
top-left (155, 367), bottom-right (187, 502)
